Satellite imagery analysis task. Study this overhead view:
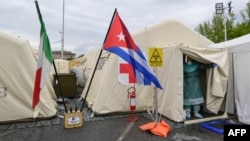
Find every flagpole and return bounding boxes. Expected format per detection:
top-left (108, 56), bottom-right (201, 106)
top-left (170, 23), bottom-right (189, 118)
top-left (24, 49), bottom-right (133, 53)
top-left (61, 0), bottom-right (65, 59)
top-left (33, 0), bottom-right (67, 112)
top-left (80, 8), bottom-right (117, 111)
top-left (154, 67), bottom-right (159, 123)
top-left (52, 61), bottom-right (68, 113)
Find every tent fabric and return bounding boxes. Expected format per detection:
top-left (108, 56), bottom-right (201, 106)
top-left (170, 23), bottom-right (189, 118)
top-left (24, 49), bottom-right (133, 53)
top-left (180, 45), bottom-right (229, 113)
top-left (208, 34), bottom-right (250, 53)
top-left (132, 19), bottom-right (228, 122)
top-left (208, 34), bottom-right (250, 124)
top-left (50, 59), bottom-right (70, 84)
top-left (132, 19), bottom-right (214, 52)
top-left (0, 30), bottom-right (57, 123)
top-left (69, 47), bottom-right (109, 77)
top-left (80, 19), bottom-right (229, 123)
top-left (82, 49), bottom-right (155, 114)
top-left (53, 59), bottom-right (70, 73)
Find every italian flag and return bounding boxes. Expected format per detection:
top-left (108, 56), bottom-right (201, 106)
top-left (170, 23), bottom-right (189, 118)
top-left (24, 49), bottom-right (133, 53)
top-left (32, 1), bottom-right (53, 109)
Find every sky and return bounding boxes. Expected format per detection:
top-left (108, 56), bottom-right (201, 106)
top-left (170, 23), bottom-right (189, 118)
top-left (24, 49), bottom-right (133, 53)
top-left (0, 0), bottom-right (249, 57)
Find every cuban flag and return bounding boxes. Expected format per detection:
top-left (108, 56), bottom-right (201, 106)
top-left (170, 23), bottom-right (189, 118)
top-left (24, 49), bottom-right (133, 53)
top-left (103, 11), bottom-right (162, 89)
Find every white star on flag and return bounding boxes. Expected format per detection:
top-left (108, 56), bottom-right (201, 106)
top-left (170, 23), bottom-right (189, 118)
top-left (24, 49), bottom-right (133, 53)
top-left (117, 32), bottom-right (125, 41)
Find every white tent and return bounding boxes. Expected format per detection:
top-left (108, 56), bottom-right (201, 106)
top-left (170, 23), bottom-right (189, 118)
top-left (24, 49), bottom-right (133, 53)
top-left (52, 59), bottom-right (70, 73)
top-left (208, 34), bottom-right (250, 124)
top-left (0, 30), bottom-right (57, 123)
top-left (81, 19), bottom-right (229, 123)
top-left (133, 19), bottom-right (229, 123)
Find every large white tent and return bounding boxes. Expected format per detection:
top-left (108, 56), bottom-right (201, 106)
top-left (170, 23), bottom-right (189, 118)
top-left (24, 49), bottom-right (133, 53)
top-left (0, 30), bottom-right (57, 123)
top-left (81, 19), bottom-right (229, 123)
top-left (208, 34), bottom-right (250, 124)
top-left (133, 19), bottom-right (229, 123)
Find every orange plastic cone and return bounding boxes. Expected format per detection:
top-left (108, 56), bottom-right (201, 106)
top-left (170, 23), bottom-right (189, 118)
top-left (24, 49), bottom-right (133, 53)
top-left (139, 120), bottom-right (171, 138)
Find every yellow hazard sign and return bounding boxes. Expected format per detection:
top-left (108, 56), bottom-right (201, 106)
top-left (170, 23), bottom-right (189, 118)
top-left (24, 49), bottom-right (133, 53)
top-left (148, 48), bottom-right (163, 67)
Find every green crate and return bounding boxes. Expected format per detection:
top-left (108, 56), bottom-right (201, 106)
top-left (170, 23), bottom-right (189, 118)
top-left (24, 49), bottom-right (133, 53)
top-left (53, 73), bottom-right (77, 98)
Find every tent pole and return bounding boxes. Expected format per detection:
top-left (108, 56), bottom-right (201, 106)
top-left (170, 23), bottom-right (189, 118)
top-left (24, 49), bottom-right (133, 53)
top-left (231, 53), bottom-right (236, 113)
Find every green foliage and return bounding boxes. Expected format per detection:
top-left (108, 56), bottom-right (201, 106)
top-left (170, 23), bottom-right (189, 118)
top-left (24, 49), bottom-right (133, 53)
top-left (195, 1), bottom-right (250, 43)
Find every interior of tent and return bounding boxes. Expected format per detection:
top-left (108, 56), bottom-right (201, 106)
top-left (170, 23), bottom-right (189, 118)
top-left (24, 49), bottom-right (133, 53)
top-left (0, 30), bottom-right (57, 123)
top-left (208, 34), bottom-right (250, 125)
top-left (79, 19), bottom-right (230, 124)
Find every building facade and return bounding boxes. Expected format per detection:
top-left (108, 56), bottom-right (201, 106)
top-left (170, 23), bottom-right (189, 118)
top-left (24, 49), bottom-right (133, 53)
top-left (52, 51), bottom-right (76, 60)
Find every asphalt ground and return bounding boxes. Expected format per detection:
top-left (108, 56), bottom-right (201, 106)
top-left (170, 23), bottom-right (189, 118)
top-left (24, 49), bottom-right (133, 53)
top-left (0, 99), bottom-right (240, 141)
top-left (0, 115), bottom-right (226, 141)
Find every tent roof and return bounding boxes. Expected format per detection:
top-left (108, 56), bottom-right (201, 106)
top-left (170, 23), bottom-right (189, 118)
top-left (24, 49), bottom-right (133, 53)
top-left (208, 34), bottom-right (250, 53)
top-left (132, 19), bottom-right (214, 50)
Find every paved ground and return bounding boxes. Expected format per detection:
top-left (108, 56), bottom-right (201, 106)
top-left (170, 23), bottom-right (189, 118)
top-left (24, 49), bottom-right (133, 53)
top-left (0, 115), bottom-right (226, 141)
top-left (0, 99), bottom-right (240, 141)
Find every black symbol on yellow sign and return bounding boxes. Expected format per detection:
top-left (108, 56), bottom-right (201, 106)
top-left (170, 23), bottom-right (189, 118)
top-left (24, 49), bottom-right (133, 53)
top-left (149, 48), bottom-right (162, 67)
top-left (150, 49), bottom-right (162, 63)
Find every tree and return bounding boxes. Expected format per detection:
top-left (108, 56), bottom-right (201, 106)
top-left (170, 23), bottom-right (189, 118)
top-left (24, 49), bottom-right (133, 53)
top-left (239, 2), bottom-right (250, 34)
top-left (195, 1), bottom-right (250, 43)
top-left (195, 13), bottom-right (234, 43)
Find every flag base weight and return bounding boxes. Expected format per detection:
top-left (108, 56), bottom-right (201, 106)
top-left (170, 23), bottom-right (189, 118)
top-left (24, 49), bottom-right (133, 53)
top-left (139, 120), bottom-right (171, 138)
top-left (64, 111), bottom-right (83, 128)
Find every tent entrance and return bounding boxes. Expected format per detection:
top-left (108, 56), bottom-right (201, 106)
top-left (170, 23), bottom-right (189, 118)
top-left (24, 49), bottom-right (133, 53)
top-left (183, 55), bottom-right (228, 124)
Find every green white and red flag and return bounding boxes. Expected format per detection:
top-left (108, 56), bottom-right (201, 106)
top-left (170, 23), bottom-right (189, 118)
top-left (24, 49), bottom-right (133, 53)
top-left (32, 0), bottom-right (53, 109)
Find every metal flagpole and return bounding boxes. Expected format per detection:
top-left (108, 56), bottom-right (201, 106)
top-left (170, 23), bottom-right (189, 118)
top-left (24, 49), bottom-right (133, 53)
top-left (61, 0), bottom-right (65, 59)
top-left (80, 8), bottom-right (117, 111)
top-left (224, 12), bottom-right (227, 41)
top-left (52, 61), bottom-right (68, 113)
top-left (154, 67), bottom-right (159, 123)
